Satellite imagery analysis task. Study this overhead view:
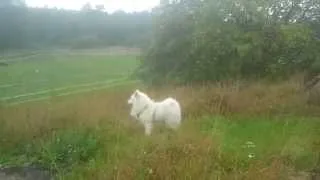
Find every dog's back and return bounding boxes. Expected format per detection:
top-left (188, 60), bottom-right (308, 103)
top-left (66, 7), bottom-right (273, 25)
top-left (155, 97), bottom-right (181, 129)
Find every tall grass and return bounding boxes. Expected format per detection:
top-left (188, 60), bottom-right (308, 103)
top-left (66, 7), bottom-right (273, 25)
top-left (0, 79), bottom-right (319, 179)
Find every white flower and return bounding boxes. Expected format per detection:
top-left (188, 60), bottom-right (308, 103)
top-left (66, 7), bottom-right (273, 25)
top-left (248, 153), bottom-right (255, 159)
top-left (148, 168), bottom-right (153, 174)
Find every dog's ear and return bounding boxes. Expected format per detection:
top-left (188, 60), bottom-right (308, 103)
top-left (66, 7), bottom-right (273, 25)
top-left (134, 90), bottom-right (140, 98)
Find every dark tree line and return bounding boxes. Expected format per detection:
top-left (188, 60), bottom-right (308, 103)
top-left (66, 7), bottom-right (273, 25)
top-left (0, 1), bottom-right (153, 51)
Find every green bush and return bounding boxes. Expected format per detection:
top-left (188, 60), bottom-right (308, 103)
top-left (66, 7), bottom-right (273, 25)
top-left (0, 128), bottom-right (103, 173)
top-left (35, 129), bottom-right (101, 171)
top-left (139, 0), bottom-right (320, 84)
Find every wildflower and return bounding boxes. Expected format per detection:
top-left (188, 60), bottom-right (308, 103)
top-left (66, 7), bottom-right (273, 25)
top-left (148, 168), bottom-right (153, 174)
top-left (248, 153), bottom-right (255, 159)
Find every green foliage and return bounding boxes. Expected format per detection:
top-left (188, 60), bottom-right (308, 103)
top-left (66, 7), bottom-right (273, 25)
top-left (139, 0), bottom-right (320, 84)
top-left (35, 129), bottom-right (101, 171)
top-left (0, 128), bottom-right (103, 173)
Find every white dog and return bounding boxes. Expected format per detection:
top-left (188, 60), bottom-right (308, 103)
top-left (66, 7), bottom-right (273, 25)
top-left (127, 89), bottom-right (182, 135)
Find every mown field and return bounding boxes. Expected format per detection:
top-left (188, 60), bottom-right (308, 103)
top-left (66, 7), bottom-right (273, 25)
top-left (0, 50), bottom-right (319, 180)
top-left (0, 50), bottom-right (138, 105)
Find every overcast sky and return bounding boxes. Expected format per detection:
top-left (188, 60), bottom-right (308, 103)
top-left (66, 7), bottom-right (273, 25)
top-left (26, 0), bottom-right (160, 12)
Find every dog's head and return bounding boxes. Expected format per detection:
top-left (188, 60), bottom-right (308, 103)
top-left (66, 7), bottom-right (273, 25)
top-left (127, 89), bottom-right (151, 118)
top-left (128, 89), bottom-right (141, 105)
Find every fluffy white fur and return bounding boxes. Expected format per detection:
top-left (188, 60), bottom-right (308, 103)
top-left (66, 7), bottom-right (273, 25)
top-left (127, 89), bottom-right (182, 135)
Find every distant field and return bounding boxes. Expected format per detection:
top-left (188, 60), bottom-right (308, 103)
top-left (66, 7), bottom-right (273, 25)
top-left (0, 50), bottom-right (139, 105)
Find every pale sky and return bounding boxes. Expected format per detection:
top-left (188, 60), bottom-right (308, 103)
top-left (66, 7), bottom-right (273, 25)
top-left (26, 0), bottom-right (160, 13)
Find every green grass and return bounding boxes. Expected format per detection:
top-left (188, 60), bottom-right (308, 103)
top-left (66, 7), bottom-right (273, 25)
top-left (0, 115), bottom-right (319, 179)
top-left (0, 53), bottom-right (139, 104)
top-left (200, 116), bottom-right (320, 169)
top-left (58, 116), bottom-right (320, 179)
top-left (0, 50), bottom-right (319, 179)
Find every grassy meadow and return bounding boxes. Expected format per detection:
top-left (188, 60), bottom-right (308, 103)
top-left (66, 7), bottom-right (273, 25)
top-left (0, 50), bottom-right (320, 180)
top-left (0, 50), bottom-right (138, 105)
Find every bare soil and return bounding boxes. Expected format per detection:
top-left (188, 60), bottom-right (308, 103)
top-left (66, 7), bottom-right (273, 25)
top-left (0, 167), bottom-right (53, 180)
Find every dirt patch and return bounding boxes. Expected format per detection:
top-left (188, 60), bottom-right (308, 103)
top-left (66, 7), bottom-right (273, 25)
top-left (0, 167), bottom-right (53, 180)
top-left (305, 74), bottom-right (320, 105)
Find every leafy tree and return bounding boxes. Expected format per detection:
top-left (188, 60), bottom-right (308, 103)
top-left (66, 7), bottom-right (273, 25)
top-left (139, 0), bottom-right (320, 84)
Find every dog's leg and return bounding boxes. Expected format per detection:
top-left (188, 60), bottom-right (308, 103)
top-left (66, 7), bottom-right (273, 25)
top-left (144, 122), bottom-right (153, 136)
